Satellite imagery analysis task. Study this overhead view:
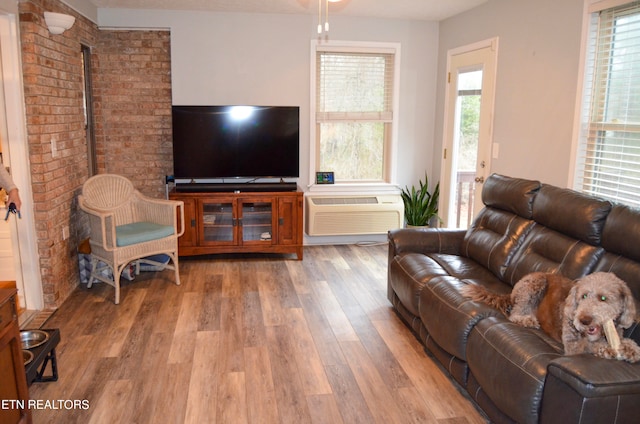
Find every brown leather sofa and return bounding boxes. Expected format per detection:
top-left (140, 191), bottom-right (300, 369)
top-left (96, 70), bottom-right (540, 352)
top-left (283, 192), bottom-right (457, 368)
top-left (387, 173), bottom-right (640, 424)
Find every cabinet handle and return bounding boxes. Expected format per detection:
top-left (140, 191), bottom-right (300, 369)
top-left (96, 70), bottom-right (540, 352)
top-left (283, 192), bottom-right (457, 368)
top-left (191, 219), bottom-right (196, 228)
top-left (279, 217), bottom-right (284, 226)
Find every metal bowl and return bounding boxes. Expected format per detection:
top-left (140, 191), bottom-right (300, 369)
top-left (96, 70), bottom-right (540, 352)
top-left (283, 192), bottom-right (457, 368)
top-left (23, 350), bottom-right (33, 365)
top-left (20, 329), bottom-right (49, 350)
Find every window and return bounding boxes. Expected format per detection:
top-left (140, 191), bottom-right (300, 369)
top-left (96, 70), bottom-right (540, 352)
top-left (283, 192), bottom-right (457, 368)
top-left (311, 41), bottom-right (400, 185)
top-left (575, 1), bottom-right (640, 206)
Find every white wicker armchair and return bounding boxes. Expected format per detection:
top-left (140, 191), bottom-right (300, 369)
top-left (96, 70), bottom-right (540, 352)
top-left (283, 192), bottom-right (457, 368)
top-left (78, 174), bottom-right (185, 304)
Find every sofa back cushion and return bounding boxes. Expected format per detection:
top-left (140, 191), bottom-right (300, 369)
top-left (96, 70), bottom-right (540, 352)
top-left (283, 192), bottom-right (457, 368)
top-left (600, 205), bottom-right (640, 263)
top-left (502, 183), bottom-right (610, 284)
top-left (503, 227), bottom-right (604, 285)
top-left (596, 205), bottom-right (640, 300)
top-left (462, 174), bottom-right (540, 280)
top-left (532, 184), bottom-right (611, 245)
top-left (481, 174), bottom-right (541, 218)
top-left (463, 209), bottom-right (536, 280)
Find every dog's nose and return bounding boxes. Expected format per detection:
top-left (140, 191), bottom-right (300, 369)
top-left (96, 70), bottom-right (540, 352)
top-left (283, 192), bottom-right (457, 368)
top-left (580, 316), bottom-right (593, 326)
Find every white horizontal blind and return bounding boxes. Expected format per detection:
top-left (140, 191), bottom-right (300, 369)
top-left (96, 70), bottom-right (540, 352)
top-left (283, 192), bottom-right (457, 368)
top-left (316, 51), bottom-right (394, 122)
top-left (578, 1), bottom-right (640, 206)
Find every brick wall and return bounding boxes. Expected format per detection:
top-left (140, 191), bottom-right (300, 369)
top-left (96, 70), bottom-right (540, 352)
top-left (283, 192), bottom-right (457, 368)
top-left (20, 0), bottom-right (96, 308)
top-left (93, 30), bottom-right (173, 198)
top-left (19, 0), bottom-right (173, 309)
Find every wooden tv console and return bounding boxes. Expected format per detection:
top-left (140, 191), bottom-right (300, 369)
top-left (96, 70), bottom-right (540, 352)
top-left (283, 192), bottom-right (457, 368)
top-left (169, 187), bottom-right (303, 260)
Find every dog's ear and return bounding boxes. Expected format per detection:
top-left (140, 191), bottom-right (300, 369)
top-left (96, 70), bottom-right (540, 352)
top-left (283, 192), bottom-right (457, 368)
top-left (564, 283), bottom-right (579, 319)
top-left (618, 282), bottom-right (637, 328)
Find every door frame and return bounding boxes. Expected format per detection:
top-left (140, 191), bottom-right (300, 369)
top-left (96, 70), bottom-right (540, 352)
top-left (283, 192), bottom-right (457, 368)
top-left (0, 11), bottom-right (43, 310)
top-left (439, 37), bottom-right (499, 228)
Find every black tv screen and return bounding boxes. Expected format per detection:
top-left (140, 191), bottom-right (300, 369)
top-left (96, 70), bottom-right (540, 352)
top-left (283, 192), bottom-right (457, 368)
top-left (172, 105), bottom-right (300, 179)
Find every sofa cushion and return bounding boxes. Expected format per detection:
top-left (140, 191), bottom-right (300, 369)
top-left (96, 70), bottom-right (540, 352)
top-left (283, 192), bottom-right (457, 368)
top-left (466, 316), bottom-right (563, 424)
top-left (462, 207), bottom-right (536, 280)
top-left (595, 253), bottom-right (640, 303)
top-left (416, 255), bottom-right (507, 360)
top-left (504, 226), bottom-right (604, 284)
top-left (532, 184), bottom-right (611, 245)
top-left (418, 277), bottom-right (506, 362)
top-left (595, 205), bottom-right (640, 318)
top-left (388, 253), bottom-right (451, 317)
top-left (482, 174), bottom-right (541, 218)
top-left (601, 205), bottom-right (640, 262)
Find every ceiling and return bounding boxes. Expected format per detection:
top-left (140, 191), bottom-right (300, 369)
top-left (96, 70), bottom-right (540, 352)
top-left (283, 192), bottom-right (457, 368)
top-left (88, 0), bottom-right (488, 22)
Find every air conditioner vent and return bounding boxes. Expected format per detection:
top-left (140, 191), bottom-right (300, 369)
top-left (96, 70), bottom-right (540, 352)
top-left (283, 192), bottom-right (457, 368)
top-left (311, 197), bottom-right (378, 205)
top-left (305, 194), bottom-right (404, 236)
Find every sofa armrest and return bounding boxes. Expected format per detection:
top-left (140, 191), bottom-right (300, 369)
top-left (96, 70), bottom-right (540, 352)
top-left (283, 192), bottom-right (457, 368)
top-left (540, 355), bottom-right (640, 423)
top-left (388, 228), bottom-right (466, 257)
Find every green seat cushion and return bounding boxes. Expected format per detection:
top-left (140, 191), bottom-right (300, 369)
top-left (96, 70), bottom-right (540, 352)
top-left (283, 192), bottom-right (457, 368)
top-left (115, 222), bottom-right (175, 247)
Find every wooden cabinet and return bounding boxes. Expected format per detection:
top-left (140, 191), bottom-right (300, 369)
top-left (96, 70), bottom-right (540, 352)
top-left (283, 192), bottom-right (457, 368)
top-left (0, 289), bottom-right (31, 424)
top-left (170, 189), bottom-right (303, 259)
top-left (178, 197), bottom-right (197, 248)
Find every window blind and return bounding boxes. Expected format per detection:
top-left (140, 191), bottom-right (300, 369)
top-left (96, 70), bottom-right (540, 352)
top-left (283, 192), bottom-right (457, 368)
top-left (578, 1), bottom-right (640, 206)
top-left (316, 51), bottom-right (394, 122)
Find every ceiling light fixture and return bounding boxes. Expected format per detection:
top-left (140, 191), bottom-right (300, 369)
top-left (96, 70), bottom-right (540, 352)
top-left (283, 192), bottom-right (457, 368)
top-left (318, 0), bottom-right (341, 34)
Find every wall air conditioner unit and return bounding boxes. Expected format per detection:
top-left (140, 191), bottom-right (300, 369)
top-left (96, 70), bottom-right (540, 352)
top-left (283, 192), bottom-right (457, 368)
top-left (305, 195), bottom-right (404, 236)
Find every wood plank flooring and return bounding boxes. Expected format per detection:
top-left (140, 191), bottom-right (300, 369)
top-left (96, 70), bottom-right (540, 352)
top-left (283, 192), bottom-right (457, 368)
top-left (27, 244), bottom-right (487, 423)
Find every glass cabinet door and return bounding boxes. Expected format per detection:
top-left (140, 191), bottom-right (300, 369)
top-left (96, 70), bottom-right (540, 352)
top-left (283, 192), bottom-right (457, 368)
top-left (240, 200), bottom-right (274, 244)
top-left (200, 200), bottom-right (235, 244)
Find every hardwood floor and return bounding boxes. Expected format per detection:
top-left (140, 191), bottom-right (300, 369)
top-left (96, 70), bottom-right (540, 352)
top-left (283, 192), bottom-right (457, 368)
top-left (27, 244), bottom-right (486, 423)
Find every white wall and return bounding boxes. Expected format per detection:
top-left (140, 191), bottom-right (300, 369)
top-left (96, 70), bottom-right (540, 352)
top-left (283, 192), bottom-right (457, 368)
top-left (62, 0), bottom-right (97, 22)
top-left (434, 0), bottom-right (585, 187)
top-left (98, 0), bottom-right (591, 195)
top-left (0, 0), bottom-right (16, 13)
top-left (98, 10), bottom-right (440, 193)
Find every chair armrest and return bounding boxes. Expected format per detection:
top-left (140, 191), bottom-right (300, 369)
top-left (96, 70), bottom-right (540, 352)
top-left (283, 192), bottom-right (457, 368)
top-left (388, 228), bottom-right (466, 257)
top-left (78, 195), bottom-right (118, 251)
top-left (133, 192), bottom-right (185, 237)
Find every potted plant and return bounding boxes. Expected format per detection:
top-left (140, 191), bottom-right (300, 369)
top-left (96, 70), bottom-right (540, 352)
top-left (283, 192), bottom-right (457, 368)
top-left (401, 174), bottom-right (440, 227)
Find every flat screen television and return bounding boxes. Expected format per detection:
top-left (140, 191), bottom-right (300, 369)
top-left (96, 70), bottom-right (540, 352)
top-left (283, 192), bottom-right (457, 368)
top-left (172, 105), bottom-right (300, 180)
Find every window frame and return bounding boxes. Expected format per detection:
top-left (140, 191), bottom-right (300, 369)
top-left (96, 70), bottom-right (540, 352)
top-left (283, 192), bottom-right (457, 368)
top-left (571, 0), bottom-right (640, 205)
top-left (309, 40), bottom-right (401, 193)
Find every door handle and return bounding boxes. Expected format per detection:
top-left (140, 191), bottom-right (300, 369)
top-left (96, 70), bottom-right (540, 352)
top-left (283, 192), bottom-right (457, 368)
top-left (474, 176), bottom-right (485, 183)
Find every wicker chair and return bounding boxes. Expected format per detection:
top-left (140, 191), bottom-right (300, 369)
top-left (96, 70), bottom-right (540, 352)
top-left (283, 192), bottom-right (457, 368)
top-left (78, 174), bottom-right (185, 304)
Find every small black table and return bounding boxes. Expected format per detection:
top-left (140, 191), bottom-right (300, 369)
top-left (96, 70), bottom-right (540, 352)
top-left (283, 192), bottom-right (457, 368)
top-left (24, 328), bottom-right (60, 386)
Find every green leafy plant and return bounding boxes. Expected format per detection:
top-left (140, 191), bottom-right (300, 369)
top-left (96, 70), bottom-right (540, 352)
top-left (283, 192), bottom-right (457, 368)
top-left (401, 174), bottom-right (440, 227)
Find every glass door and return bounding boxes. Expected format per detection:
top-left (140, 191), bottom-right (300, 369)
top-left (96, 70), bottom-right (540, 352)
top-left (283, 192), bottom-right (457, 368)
top-left (452, 69), bottom-right (483, 228)
top-left (240, 198), bottom-right (274, 245)
top-left (440, 39), bottom-right (498, 229)
top-left (199, 198), bottom-right (236, 245)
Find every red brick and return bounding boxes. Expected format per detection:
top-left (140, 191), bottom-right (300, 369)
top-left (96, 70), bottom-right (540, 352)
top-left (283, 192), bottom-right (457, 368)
top-left (19, 0), bottom-right (172, 309)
